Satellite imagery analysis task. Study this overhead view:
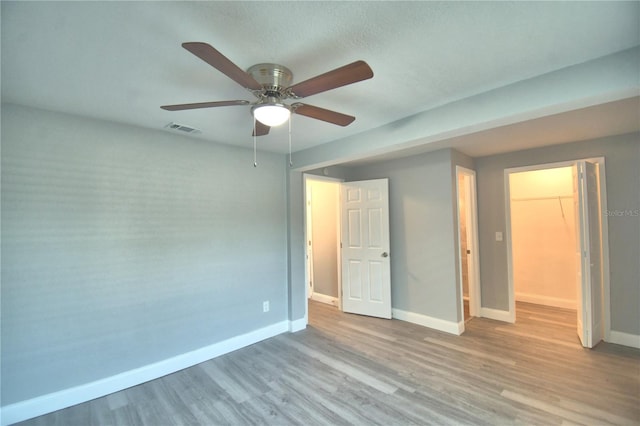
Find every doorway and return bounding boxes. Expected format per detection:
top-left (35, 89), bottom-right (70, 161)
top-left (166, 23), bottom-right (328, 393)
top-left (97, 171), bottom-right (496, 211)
top-left (504, 159), bottom-right (610, 348)
top-left (304, 175), bottom-right (393, 322)
top-left (509, 167), bottom-right (577, 310)
top-left (304, 175), bottom-right (342, 308)
top-left (456, 167), bottom-right (481, 329)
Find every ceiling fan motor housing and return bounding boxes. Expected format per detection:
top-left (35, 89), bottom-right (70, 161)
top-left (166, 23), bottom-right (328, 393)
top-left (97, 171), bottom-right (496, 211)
top-left (247, 63), bottom-right (293, 98)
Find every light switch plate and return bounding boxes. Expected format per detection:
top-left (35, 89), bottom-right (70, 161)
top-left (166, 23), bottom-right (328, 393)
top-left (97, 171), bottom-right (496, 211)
top-left (495, 231), bottom-right (503, 241)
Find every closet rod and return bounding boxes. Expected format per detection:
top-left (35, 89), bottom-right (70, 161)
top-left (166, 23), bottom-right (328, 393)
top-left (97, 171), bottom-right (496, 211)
top-left (511, 195), bottom-right (573, 202)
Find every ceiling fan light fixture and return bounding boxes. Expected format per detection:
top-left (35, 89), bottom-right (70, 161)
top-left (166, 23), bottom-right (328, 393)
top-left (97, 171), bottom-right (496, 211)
top-left (252, 102), bottom-right (291, 127)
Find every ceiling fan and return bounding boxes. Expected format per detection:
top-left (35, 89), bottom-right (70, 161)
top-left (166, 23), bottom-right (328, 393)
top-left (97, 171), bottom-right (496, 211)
top-left (161, 42), bottom-right (374, 136)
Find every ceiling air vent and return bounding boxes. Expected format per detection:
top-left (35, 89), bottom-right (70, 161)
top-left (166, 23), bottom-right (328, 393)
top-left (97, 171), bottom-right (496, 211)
top-left (164, 122), bottom-right (201, 134)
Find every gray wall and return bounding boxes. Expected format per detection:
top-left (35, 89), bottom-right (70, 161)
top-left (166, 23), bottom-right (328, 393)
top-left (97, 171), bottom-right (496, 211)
top-left (1, 104), bottom-right (288, 405)
top-left (475, 133), bottom-right (640, 335)
top-left (347, 149), bottom-right (460, 323)
top-left (287, 170), bottom-right (306, 322)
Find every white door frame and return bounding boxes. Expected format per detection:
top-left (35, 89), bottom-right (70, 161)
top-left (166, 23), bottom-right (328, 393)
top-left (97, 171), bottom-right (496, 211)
top-left (503, 157), bottom-right (611, 340)
top-left (303, 174), bottom-right (343, 318)
top-left (455, 166), bottom-right (481, 331)
top-left (305, 182), bottom-right (315, 300)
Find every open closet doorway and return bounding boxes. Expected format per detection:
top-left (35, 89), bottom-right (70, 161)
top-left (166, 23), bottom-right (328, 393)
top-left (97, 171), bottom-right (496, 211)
top-left (505, 159), bottom-right (610, 348)
top-left (456, 167), bottom-right (481, 330)
top-left (304, 175), bottom-right (342, 310)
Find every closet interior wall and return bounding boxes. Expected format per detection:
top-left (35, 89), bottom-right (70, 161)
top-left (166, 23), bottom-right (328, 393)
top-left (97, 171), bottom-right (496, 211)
top-left (509, 167), bottom-right (578, 309)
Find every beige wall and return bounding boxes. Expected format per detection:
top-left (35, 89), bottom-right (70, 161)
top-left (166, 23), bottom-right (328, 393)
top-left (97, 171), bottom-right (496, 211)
top-left (509, 167), bottom-right (577, 308)
top-left (309, 180), bottom-right (340, 298)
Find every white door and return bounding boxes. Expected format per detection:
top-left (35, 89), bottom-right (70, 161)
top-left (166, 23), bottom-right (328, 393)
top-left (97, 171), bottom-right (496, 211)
top-left (341, 179), bottom-right (392, 319)
top-left (574, 161), bottom-right (604, 348)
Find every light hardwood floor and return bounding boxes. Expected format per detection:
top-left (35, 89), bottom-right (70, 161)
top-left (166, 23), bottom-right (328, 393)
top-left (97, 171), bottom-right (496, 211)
top-left (16, 301), bottom-right (640, 425)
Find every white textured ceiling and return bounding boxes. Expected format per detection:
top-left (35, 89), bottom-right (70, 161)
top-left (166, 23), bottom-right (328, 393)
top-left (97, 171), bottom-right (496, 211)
top-left (2, 1), bottom-right (639, 157)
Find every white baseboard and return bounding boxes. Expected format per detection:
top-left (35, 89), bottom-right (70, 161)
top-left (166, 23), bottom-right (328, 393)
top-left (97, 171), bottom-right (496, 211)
top-left (515, 292), bottom-right (576, 310)
top-left (289, 317), bottom-right (307, 333)
top-left (607, 330), bottom-right (640, 349)
top-left (480, 307), bottom-right (515, 323)
top-left (310, 292), bottom-right (339, 306)
top-left (392, 308), bottom-right (462, 335)
top-left (0, 320), bottom-right (292, 426)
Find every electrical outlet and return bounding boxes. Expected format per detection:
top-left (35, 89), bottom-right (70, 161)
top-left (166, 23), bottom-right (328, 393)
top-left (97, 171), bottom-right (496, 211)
top-left (263, 301), bottom-right (270, 313)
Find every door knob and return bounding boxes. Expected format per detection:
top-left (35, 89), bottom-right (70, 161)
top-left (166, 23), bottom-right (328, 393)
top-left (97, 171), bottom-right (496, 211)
top-left (381, 252), bottom-right (389, 258)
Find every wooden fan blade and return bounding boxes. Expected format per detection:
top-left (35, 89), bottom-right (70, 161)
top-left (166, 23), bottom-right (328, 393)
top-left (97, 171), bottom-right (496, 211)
top-left (252, 120), bottom-right (271, 136)
top-left (288, 61), bottom-right (373, 98)
top-left (161, 100), bottom-right (250, 111)
top-left (292, 103), bottom-right (355, 126)
top-left (182, 42), bottom-right (263, 91)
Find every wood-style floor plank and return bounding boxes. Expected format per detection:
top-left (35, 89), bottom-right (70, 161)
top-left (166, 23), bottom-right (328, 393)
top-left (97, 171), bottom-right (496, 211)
top-left (15, 301), bottom-right (640, 425)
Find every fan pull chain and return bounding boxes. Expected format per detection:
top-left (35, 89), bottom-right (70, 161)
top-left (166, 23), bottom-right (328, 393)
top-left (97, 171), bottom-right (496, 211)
top-left (253, 117), bottom-right (258, 167)
top-left (288, 116), bottom-right (293, 167)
